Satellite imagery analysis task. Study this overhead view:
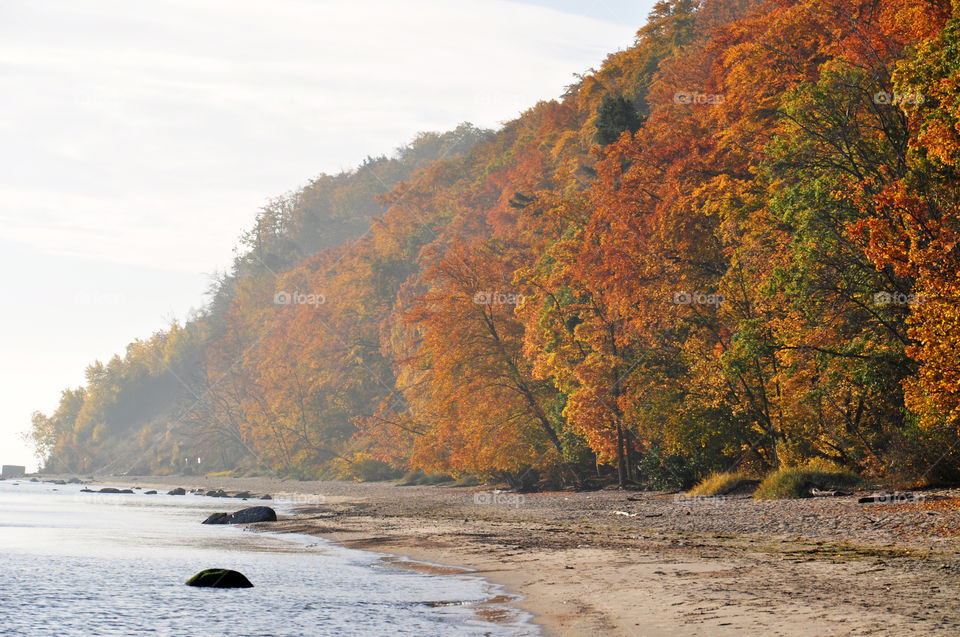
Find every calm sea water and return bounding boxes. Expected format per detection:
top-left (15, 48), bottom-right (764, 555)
top-left (0, 481), bottom-right (537, 636)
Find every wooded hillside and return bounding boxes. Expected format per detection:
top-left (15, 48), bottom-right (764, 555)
top-left (30, 0), bottom-right (960, 489)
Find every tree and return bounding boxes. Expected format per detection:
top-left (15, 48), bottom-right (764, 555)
top-left (595, 94), bottom-right (644, 146)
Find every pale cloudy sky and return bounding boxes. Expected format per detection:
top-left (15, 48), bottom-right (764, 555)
top-left (0, 0), bottom-right (654, 469)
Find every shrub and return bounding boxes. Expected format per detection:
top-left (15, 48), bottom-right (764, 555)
top-left (688, 471), bottom-right (755, 496)
top-left (754, 459), bottom-right (860, 500)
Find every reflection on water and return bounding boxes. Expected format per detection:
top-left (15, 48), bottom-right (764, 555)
top-left (0, 481), bottom-right (537, 636)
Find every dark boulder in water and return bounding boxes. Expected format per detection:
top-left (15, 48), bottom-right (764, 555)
top-left (260, 494), bottom-right (272, 500)
top-left (185, 569), bottom-right (253, 588)
top-left (233, 491), bottom-right (251, 499)
top-left (167, 487), bottom-right (186, 495)
top-left (201, 506), bottom-right (277, 525)
top-left (202, 512), bottom-right (230, 524)
top-left (144, 490), bottom-right (157, 495)
top-left (230, 506), bottom-right (277, 523)
top-left (98, 487), bottom-right (121, 493)
top-left (205, 489), bottom-right (228, 498)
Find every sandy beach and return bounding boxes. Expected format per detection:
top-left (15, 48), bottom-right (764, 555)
top-left (57, 475), bottom-right (960, 636)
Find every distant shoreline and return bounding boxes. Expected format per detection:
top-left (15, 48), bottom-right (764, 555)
top-left (36, 474), bottom-right (960, 636)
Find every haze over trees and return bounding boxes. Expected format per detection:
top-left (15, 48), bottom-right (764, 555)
top-left (29, 0), bottom-right (960, 489)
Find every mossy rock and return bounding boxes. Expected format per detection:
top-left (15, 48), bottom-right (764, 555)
top-left (185, 569), bottom-right (253, 588)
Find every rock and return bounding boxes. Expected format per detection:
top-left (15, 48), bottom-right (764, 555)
top-left (30, 477), bottom-right (39, 482)
top-left (67, 477), bottom-right (82, 484)
top-left (168, 487), bottom-right (187, 496)
top-left (185, 569), bottom-right (253, 588)
top-left (233, 491), bottom-right (252, 499)
top-left (52, 480), bottom-right (66, 485)
top-left (205, 489), bottom-right (228, 498)
top-left (260, 494), bottom-right (272, 500)
top-left (201, 506), bottom-right (277, 525)
top-left (80, 487), bottom-right (94, 492)
top-left (119, 489), bottom-right (134, 494)
top-left (230, 506), bottom-right (277, 523)
top-left (202, 512), bottom-right (231, 525)
top-left (98, 487), bottom-right (121, 493)
top-left (144, 490), bottom-right (157, 495)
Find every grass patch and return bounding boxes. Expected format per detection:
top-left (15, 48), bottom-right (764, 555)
top-left (688, 471), bottom-right (756, 496)
top-left (451, 474), bottom-right (483, 487)
top-left (754, 459), bottom-right (860, 500)
top-left (398, 469), bottom-right (455, 486)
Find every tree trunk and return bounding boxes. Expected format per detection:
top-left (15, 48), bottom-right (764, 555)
top-left (616, 423), bottom-right (626, 487)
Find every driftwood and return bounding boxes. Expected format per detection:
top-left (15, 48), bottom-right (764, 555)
top-left (808, 487), bottom-right (853, 497)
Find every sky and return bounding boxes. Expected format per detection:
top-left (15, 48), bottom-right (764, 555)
top-left (0, 0), bottom-right (655, 471)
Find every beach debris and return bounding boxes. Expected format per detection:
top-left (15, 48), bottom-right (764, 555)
top-left (167, 487), bottom-right (187, 495)
top-left (185, 568), bottom-right (253, 588)
top-left (201, 506), bottom-right (277, 525)
top-left (614, 511), bottom-right (637, 517)
top-left (808, 487), bottom-right (852, 497)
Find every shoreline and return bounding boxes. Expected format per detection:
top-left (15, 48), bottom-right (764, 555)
top-left (37, 474), bottom-right (960, 635)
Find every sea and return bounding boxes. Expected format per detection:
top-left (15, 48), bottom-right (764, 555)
top-left (0, 480), bottom-right (538, 636)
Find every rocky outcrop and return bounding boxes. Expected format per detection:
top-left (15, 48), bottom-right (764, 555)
top-left (167, 487), bottom-right (186, 495)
